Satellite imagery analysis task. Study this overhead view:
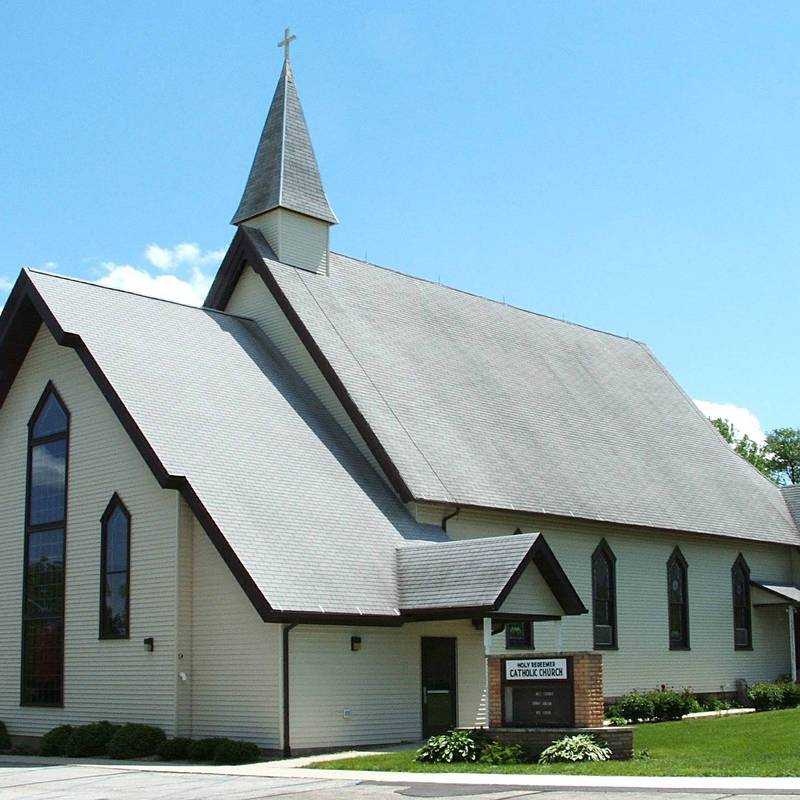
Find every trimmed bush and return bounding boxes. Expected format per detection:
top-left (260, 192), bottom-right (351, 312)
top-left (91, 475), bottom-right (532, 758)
top-left (0, 721), bottom-right (11, 751)
top-left (609, 691), bottom-right (654, 723)
top-left (40, 725), bottom-right (74, 756)
top-left (415, 729), bottom-right (482, 763)
top-left (780, 682), bottom-right (800, 709)
top-left (158, 737), bottom-right (193, 761)
top-left (65, 721), bottom-right (118, 757)
top-left (212, 739), bottom-right (262, 765)
top-left (478, 741), bottom-right (526, 765)
top-left (749, 682), bottom-right (785, 711)
top-left (539, 734), bottom-right (611, 764)
top-left (188, 737), bottom-right (228, 762)
top-left (106, 724), bottom-right (166, 760)
top-left (648, 688), bottom-right (701, 721)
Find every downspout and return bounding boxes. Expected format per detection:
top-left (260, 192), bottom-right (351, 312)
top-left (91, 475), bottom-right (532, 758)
top-left (282, 623), bottom-right (297, 757)
top-left (442, 507), bottom-right (460, 533)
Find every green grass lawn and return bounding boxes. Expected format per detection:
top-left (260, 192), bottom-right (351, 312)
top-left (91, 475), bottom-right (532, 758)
top-left (310, 709), bottom-right (800, 777)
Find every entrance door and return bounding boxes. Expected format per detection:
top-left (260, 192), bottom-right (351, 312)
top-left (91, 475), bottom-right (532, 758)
top-left (421, 637), bottom-right (457, 737)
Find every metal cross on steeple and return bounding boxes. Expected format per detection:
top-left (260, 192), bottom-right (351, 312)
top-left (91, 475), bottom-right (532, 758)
top-left (278, 27), bottom-right (296, 62)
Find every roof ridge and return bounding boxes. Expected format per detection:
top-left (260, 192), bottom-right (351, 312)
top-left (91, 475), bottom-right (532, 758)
top-left (24, 268), bottom-right (254, 321)
top-left (328, 251), bottom-right (643, 345)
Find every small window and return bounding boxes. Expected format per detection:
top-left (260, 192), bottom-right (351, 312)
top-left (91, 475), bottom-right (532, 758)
top-left (505, 621), bottom-right (533, 649)
top-left (667, 547), bottom-right (689, 650)
top-left (732, 554), bottom-right (752, 650)
top-left (592, 540), bottom-right (617, 649)
top-left (100, 495), bottom-right (131, 639)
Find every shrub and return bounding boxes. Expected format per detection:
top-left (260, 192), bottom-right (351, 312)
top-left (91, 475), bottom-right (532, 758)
top-left (158, 737), bottom-right (193, 761)
top-left (634, 747), bottom-right (653, 761)
top-left (605, 715), bottom-right (628, 727)
top-left (648, 688), bottom-right (701, 721)
top-left (780, 682), bottom-right (800, 709)
top-left (415, 729), bottom-right (482, 763)
top-left (0, 722), bottom-right (10, 751)
top-left (748, 682), bottom-right (785, 711)
top-left (65, 721), bottom-right (119, 757)
top-left (478, 741), bottom-right (526, 765)
top-left (40, 725), bottom-right (74, 756)
top-left (608, 691), bottom-right (654, 723)
top-left (538, 734), bottom-right (612, 764)
top-left (188, 737), bottom-right (228, 762)
top-left (701, 697), bottom-right (733, 712)
top-left (212, 739), bottom-right (262, 765)
top-left (106, 723), bottom-right (166, 760)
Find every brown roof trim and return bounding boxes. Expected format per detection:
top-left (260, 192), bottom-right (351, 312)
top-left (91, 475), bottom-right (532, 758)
top-left (205, 228), bottom-right (414, 503)
top-left (0, 271), bottom-right (274, 622)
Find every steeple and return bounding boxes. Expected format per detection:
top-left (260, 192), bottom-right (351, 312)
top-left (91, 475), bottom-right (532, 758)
top-left (231, 30), bottom-right (337, 274)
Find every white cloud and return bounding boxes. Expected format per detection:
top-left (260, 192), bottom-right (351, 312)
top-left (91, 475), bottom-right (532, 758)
top-left (144, 242), bottom-right (226, 272)
top-left (97, 263), bottom-right (213, 306)
top-left (693, 399), bottom-right (766, 444)
top-left (0, 276), bottom-right (12, 292)
top-left (92, 241), bottom-right (225, 306)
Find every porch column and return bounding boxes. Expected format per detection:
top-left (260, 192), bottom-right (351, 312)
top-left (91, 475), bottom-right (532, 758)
top-left (483, 617), bottom-right (492, 726)
top-left (789, 607), bottom-right (797, 683)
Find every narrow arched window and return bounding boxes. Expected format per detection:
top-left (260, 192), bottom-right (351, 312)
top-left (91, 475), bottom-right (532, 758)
top-left (22, 383), bottom-right (69, 706)
top-left (100, 495), bottom-right (131, 639)
top-left (592, 540), bottom-right (617, 649)
top-left (667, 547), bottom-right (689, 649)
top-left (732, 554), bottom-right (752, 650)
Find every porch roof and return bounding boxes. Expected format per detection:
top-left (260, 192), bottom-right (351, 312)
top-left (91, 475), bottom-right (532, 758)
top-left (751, 581), bottom-right (800, 606)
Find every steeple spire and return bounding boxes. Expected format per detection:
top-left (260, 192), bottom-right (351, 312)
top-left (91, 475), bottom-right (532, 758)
top-left (231, 31), bottom-right (337, 227)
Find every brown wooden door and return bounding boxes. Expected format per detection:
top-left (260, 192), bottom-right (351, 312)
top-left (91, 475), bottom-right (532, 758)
top-left (421, 637), bottom-right (457, 737)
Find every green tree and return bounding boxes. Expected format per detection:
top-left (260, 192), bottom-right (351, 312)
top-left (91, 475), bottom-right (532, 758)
top-left (764, 428), bottom-right (800, 485)
top-left (710, 418), bottom-right (774, 480)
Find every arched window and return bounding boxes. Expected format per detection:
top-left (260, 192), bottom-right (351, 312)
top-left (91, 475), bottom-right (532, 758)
top-left (732, 554), bottom-right (752, 650)
top-left (100, 495), bottom-right (131, 639)
top-left (592, 540), bottom-right (617, 649)
top-left (22, 383), bottom-right (69, 706)
top-left (667, 547), bottom-right (689, 650)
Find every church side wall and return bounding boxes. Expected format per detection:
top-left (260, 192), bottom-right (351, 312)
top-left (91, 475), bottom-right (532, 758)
top-left (442, 508), bottom-right (794, 696)
top-left (188, 518), bottom-right (281, 749)
top-left (288, 620), bottom-right (486, 750)
top-left (0, 326), bottom-right (180, 736)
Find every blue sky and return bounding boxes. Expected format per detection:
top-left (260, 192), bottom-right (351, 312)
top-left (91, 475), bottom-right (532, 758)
top-left (2, 1), bottom-right (798, 439)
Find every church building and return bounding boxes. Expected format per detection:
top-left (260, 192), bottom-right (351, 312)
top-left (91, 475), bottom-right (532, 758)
top-left (1, 37), bottom-right (800, 755)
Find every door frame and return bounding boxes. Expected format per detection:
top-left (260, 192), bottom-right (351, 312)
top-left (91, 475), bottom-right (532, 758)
top-left (420, 636), bottom-right (458, 737)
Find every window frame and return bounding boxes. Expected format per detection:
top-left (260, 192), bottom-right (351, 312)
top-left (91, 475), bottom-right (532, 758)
top-left (731, 553), bottom-right (753, 651)
top-left (591, 539), bottom-right (618, 650)
top-left (21, 382), bottom-right (69, 708)
top-left (504, 620), bottom-right (533, 649)
top-left (666, 546), bottom-right (690, 651)
top-left (99, 494), bottom-right (131, 640)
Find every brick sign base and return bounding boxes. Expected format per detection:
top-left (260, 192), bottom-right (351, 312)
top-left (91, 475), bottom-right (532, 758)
top-left (487, 651), bottom-right (633, 760)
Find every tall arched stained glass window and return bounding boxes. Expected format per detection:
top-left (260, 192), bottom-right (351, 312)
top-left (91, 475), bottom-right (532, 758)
top-left (732, 554), bottom-right (752, 650)
top-left (592, 540), bottom-right (617, 649)
top-left (667, 547), bottom-right (689, 650)
top-left (100, 495), bottom-right (131, 638)
top-left (22, 383), bottom-right (69, 706)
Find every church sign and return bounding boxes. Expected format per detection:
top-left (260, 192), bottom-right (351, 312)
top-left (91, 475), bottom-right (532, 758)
top-left (505, 658), bottom-right (568, 680)
top-left (501, 655), bottom-right (574, 727)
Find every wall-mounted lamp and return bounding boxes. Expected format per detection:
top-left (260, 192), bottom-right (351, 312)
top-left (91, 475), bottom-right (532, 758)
top-left (144, 637), bottom-right (155, 652)
top-left (350, 636), bottom-right (362, 652)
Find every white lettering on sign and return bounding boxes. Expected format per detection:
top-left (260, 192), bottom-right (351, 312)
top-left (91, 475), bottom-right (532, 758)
top-left (505, 658), bottom-right (568, 681)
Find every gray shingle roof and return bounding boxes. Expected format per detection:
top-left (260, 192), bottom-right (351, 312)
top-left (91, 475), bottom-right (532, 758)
top-left (238, 231), bottom-right (800, 546)
top-left (398, 534), bottom-right (538, 611)
top-left (231, 60), bottom-right (337, 225)
top-left (23, 270), bottom-right (441, 618)
top-left (751, 581), bottom-right (800, 605)
top-left (782, 485), bottom-right (800, 530)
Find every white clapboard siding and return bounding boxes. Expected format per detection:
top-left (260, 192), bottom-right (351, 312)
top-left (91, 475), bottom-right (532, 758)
top-left (174, 497), bottom-right (194, 735)
top-left (189, 521), bottom-right (280, 748)
top-left (246, 209), bottom-right (329, 275)
top-left (0, 326), bottom-right (180, 736)
top-left (441, 508), bottom-right (794, 695)
top-left (288, 620), bottom-right (486, 750)
top-left (226, 264), bottom-right (386, 480)
top-left (499, 564), bottom-right (563, 616)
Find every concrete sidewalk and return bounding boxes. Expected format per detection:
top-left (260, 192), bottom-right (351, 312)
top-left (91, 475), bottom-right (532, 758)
top-left (2, 754), bottom-right (800, 794)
